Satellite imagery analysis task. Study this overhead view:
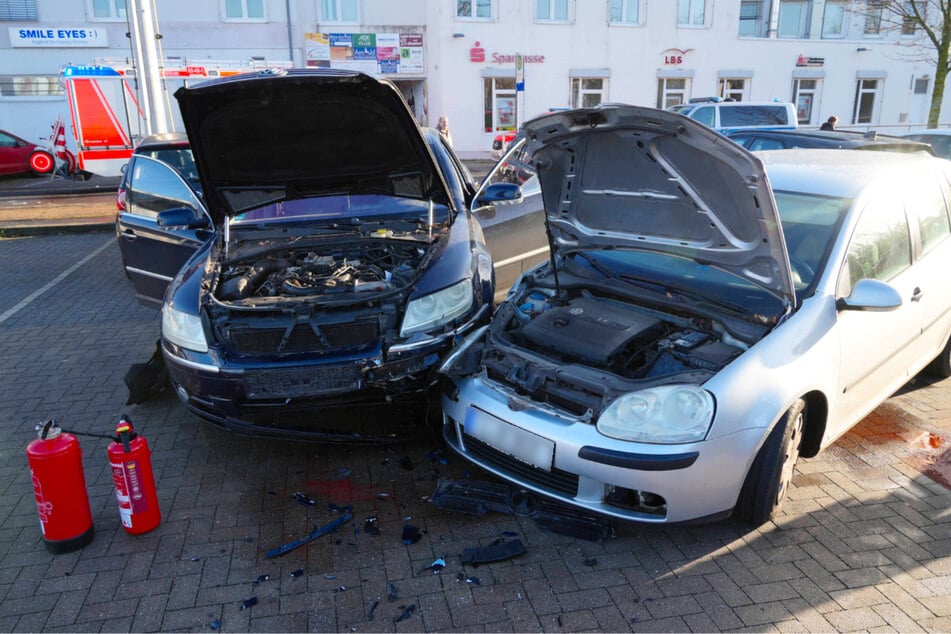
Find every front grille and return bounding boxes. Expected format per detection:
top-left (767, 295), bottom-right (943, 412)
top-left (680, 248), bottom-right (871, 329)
top-left (229, 320), bottom-right (379, 354)
top-left (244, 364), bottom-right (361, 398)
top-left (463, 433), bottom-right (579, 496)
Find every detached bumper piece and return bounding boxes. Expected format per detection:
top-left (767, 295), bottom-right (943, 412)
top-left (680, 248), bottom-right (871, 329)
top-left (432, 479), bottom-right (615, 542)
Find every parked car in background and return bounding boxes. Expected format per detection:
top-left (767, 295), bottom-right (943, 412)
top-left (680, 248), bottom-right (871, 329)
top-left (668, 99), bottom-right (797, 133)
top-left (490, 131), bottom-right (516, 160)
top-left (440, 105), bottom-right (951, 526)
top-left (727, 128), bottom-right (936, 154)
top-left (899, 129), bottom-right (951, 159)
top-left (0, 129), bottom-right (55, 176)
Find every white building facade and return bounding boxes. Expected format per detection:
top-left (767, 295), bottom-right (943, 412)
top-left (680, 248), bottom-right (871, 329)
top-left (1, 0), bottom-right (946, 160)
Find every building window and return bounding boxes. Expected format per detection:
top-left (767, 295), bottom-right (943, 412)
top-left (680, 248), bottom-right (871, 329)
top-left (864, 0), bottom-right (883, 35)
top-left (91, 0), bottom-right (126, 20)
top-left (657, 78), bottom-right (689, 108)
top-left (458, 0), bottom-right (491, 19)
top-left (484, 77), bottom-right (516, 133)
top-left (224, 0), bottom-right (265, 20)
top-left (610, 0), bottom-right (640, 25)
top-left (678, 0), bottom-right (706, 26)
top-left (1, 0), bottom-right (38, 20)
top-left (902, 1), bottom-right (918, 34)
top-left (738, 1), bottom-right (763, 36)
top-left (571, 77), bottom-right (607, 108)
top-left (322, 0), bottom-right (358, 22)
top-left (778, 0), bottom-right (809, 37)
top-left (853, 78), bottom-right (880, 123)
top-left (0, 75), bottom-right (64, 97)
top-left (822, 1), bottom-right (846, 37)
top-left (792, 78), bottom-right (819, 124)
top-left (536, 0), bottom-right (568, 22)
top-left (914, 77), bottom-right (929, 94)
top-left (719, 78), bottom-right (748, 101)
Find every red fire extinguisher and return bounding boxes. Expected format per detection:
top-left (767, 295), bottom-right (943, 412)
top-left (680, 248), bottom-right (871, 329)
top-left (26, 420), bottom-right (95, 553)
top-left (108, 415), bottom-right (161, 534)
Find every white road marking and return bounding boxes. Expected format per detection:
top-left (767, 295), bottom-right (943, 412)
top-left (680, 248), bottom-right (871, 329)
top-left (0, 238), bottom-right (114, 325)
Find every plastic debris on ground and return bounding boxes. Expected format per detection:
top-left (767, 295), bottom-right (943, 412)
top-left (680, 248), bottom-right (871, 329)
top-left (292, 492), bottom-right (316, 508)
top-left (289, 568), bottom-right (305, 578)
top-left (461, 538), bottom-right (527, 566)
top-left (387, 582), bottom-right (399, 602)
top-left (433, 479), bottom-right (614, 541)
top-left (240, 597), bottom-right (258, 610)
top-left (330, 467), bottom-right (352, 480)
top-left (327, 502), bottom-right (353, 514)
top-left (426, 449), bottom-right (449, 465)
top-left (456, 573), bottom-right (481, 585)
top-left (364, 516), bottom-right (381, 535)
top-left (209, 618), bottom-right (221, 630)
top-left (393, 604), bottom-right (416, 623)
top-left (252, 574), bottom-right (269, 586)
top-left (423, 558), bottom-right (445, 574)
top-left (401, 524), bottom-right (423, 545)
top-left (367, 600), bottom-right (379, 619)
top-left (266, 512), bottom-right (353, 558)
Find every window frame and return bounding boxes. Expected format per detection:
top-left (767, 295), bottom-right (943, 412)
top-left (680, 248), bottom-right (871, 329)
top-left (1, 0), bottom-right (38, 20)
top-left (222, 0), bottom-right (266, 22)
top-left (609, 0), bottom-right (641, 26)
top-left (0, 75), bottom-right (64, 98)
top-left (570, 77), bottom-right (608, 108)
top-left (484, 76), bottom-right (516, 133)
top-left (456, 0), bottom-right (493, 21)
top-left (677, 0), bottom-right (708, 27)
top-left (864, 0), bottom-right (883, 36)
top-left (657, 77), bottom-right (689, 109)
top-left (792, 78), bottom-right (820, 125)
top-left (778, 0), bottom-right (810, 38)
top-left (321, 0), bottom-right (359, 23)
top-left (822, 0), bottom-right (846, 38)
top-left (718, 78), bottom-right (749, 101)
top-left (89, 0), bottom-right (127, 21)
top-left (535, 0), bottom-right (569, 23)
top-left (852, 78), bottom-right (881, 124)
top-left (738, 0), bottom-right (764, 36)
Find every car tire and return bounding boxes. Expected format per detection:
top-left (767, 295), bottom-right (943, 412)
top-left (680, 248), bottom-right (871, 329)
top-left (28, 150), bottom-right (55, 176)
top-left (735, 398), bottom-right (806, 525)
top-left (925, 334), bottom-right (951, 379)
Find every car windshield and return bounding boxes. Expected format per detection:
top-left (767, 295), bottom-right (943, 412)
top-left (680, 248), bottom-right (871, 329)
top-left (232, 194), bottom-right (451, 225)
top-left (906, 133), bottom-right (951, 160)
top-left (774, 190), bottom-right (852, 297)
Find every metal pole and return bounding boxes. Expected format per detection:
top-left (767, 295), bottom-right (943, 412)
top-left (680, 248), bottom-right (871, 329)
top-left (134, 0), bottom-right (170, 134)
top-left (126, 0), bottom-right (152, 137)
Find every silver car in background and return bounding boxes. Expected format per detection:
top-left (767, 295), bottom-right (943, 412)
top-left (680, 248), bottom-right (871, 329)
top-left (440, 106), bottom-right (951, 525)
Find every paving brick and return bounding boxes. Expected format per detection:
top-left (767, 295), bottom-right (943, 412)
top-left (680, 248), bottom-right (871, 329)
top-left (824, 606), bottom-right (889, 631)
top-left (733, 601), bottom-right (793, 627)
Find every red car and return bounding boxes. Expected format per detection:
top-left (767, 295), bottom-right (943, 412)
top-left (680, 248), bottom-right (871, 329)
top-left (0, 129), bottom-right (55, 176)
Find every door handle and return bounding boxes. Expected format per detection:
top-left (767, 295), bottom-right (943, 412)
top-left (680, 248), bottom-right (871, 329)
top-left (120, 229), bottom-right (137, 242)
top-left (911, 287), bottom-right (924, 302)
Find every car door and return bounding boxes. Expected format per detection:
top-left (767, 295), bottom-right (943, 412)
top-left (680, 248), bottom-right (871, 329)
top-left (832, 191), bottom-right (923, 431)
top-left (905, 171), bottom-right (951, 363)
top-left (117, 155), bottom-right (213, 308)
top-left (472, 140), bottom-right (550, 299)
top-left (0, 131), bottom-right (32, 175)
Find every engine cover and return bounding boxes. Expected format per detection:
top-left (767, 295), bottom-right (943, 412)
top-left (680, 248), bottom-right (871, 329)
top-left (521, 297), bottom-right (662, 364)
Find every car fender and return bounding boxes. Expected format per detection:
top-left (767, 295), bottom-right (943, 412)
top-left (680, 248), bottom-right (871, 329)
top-left (409, 210), bottom-right (488, 303)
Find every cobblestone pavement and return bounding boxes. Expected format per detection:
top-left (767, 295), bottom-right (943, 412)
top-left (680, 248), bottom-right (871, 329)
top-left (0, 233), bottom-right (949, 633)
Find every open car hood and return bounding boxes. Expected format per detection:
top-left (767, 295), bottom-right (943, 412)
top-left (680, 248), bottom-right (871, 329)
top-left (522, 105), bottom-right (795, 304)
top-left (175, 69), bottom-right (451, 224)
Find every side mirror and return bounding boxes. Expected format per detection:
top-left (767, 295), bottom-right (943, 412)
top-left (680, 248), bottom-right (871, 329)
top-left (836, 278), bottom-right (902, 312)
top-left (476, 182), bottom-right (522, 207)
top-left (157, 206), bottom-right (210, 230)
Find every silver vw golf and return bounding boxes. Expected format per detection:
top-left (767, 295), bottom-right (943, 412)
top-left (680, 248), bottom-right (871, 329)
top-left (440, 105), bottom-right (951, 525)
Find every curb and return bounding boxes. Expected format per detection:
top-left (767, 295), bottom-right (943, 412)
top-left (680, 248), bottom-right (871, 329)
top-left (0, 221), bottom-right (115, 238)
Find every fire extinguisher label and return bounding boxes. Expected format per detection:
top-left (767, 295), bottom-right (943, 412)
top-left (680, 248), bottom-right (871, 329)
top-left (111, 459), bottom-right (149, 524)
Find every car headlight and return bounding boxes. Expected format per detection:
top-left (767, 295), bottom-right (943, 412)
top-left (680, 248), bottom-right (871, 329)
top-left (400, 279), bottom-right (474, 337)
top-left (162, 304), bottom-right (208, 353)
top-left (597, 385), bottom-right (714, 444)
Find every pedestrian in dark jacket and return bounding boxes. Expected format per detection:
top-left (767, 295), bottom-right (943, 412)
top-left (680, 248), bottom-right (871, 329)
top-left (820, 115), bottom-right (838, 131)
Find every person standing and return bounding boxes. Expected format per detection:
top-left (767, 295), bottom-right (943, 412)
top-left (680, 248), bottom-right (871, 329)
top-left (820, 115), bottom-right (838, 131)
top-left (436, 115), bottom-right (453, 147)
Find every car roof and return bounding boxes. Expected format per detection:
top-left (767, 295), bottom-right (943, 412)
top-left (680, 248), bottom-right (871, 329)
top-left (134, 130), bottom-right (190, 151)
top-left (757, 149), bottom-right (947, 198)
top-left (728, 128), bottom-right (935, 153)
top-left (900, 129), bottom-right (951, 137)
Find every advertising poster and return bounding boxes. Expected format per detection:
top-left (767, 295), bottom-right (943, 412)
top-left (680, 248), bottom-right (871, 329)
top-left (304, 32), bottom-right (425, 76)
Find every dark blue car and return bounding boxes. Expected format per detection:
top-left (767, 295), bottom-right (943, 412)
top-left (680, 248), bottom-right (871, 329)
top-left (116, 69), bottom-right (497, 440)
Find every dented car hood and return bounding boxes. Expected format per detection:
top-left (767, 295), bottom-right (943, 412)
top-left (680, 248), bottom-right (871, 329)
top-left (175, 69), bottom-right (452, 224)
top-left (522, 105), bottom-right (795, 304)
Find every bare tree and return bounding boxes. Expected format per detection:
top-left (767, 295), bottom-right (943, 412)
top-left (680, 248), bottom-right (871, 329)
top-left (865, 0), bottom-right (951, 126)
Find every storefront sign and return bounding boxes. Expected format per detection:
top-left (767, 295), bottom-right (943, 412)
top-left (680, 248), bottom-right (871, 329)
top-left (469, 42), bottom-right (544, 64)
top-left (10, 26), bottom-right (107, 47)
top-left (796, 55), bottom-right (825, 67)
top-left (304, 32), bottom-right (425, 75)
top-left (661, 48), bottom-right (693, 65)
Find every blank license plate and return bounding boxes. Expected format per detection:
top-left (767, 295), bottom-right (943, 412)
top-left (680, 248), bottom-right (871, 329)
top-left (464, 407), bottom-right (554, 471)
top-left (244, 365), bottom-right (360, 398)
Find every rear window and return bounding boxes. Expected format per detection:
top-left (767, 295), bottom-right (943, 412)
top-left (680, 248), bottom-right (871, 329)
top-left (719, 105), bottom-right (790, 128)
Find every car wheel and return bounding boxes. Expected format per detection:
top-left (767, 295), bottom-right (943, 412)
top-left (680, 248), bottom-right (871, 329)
top-left (735, 398), bottom-right (806, 525)
top-left (925, 334), bottom-right (951, 379)
top-left (29, 150), bottom-right (55, 176)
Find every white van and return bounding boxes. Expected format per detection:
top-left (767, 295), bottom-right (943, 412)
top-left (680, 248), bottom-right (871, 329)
top-left (669, 99), bottom-right (797, 134)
